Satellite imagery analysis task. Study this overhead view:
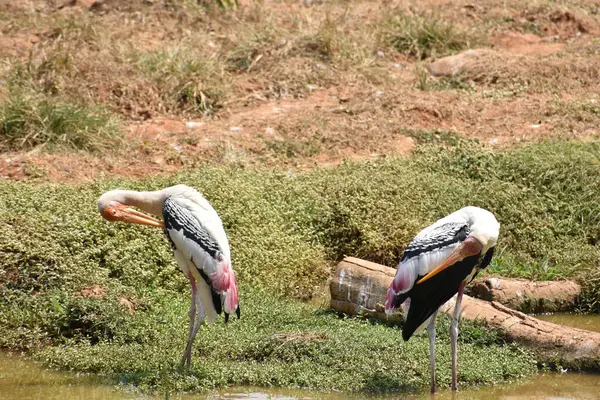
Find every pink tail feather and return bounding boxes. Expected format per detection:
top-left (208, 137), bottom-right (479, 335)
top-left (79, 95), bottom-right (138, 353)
top-left (385, 287), bottom-right (397, 315)
top-left (211, 260), bottom-right (239, 315)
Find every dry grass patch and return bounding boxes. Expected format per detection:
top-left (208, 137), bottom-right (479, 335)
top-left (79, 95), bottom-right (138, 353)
top-left (217, 6), bottom-right (384, 100)
top-left (1, 1), bottom-right (390, 118)
top-left (133, 47), bottom-right (230, 116)
top-left (381, 11), bottom-right (486, 59)
top-left (0, 88), bottom-right (121, 152)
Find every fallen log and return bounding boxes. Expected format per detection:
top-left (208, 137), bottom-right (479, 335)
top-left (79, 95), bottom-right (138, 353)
top-left (467, 277), bottom-right (581, 313)
top-left (330, 257), bottom-right (600, 371)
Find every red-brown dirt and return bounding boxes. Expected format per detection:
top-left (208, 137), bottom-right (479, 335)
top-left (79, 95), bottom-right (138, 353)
top-left (0, 0), bottom-right (598, 182)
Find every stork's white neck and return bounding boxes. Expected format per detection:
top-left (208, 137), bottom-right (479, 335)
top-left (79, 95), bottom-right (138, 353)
top-left (98, 189), bottom-right (166, 216)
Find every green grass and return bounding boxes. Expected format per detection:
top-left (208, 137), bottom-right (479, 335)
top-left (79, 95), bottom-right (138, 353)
top-left (1, 139), bottom-right (599, 394)
top-left (0, 89), bottom-right (122, 152)
top-left (134, 48), bottom-right (229, 116)
top-left (34, 293), bottom-right (535, 394)
top-left (382, 12), bottom-right (483, 59)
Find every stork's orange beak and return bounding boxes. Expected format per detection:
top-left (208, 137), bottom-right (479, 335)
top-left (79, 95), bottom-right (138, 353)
top-left (101, 203), bottom-right (164, 228)
top-left (416, 237), bottom-right (483, 285)
top-left (121, 207), bottom-right (164, 227)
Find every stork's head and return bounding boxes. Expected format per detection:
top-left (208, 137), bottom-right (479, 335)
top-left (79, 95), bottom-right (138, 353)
top-left (98, 190), bottom-right (163, 228)
top-left (416, 206), bottom-right (499, 285)
top-left (462, 206), bottom-right (500, 253)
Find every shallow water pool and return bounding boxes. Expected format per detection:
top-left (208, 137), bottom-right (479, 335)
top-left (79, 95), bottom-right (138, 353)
top-left (534, 313), bottom-right (600, 333)
top-left (1, 351), bottom-right (599, 400)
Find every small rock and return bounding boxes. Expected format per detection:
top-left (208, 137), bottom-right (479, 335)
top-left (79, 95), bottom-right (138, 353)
top-left (79, 285), bottom-right (106, 299)
top-left (427, 49), bottom-right (495, 77)
top-left (275, 39), bottom-right (288, 49)
top-left (185, 121), bottom-right (205, 129)
top-left (119, 297), bottom-right (135, 315)
top-left (230, 126), bottom-right (242, 132)
top-left (490, 32), bottom-right (563, 56)
top-left (55, 0), bottom-right (76, 9)
top-left (77, 0), bottom-right (103, 9)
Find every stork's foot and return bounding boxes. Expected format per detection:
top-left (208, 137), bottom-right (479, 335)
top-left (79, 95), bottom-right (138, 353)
top-left (179, 339), bottom-right (193, 368)
top-left (179, 348), bottom-right (192, 369)
top-left (430, 382), bottom-right (436, 395)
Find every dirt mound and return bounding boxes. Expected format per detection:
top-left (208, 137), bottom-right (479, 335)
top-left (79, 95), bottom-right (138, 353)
top-left (77, 284), bottom-right (106, 299)
top-left (523, 9), bottom-right (595, 38)
top-left (489, 32), bottom-right (563, 55)
top-left (427, 48), bottom-right (600, 91)
top-left (0, 34), bottom-right (39, 57)
top-left (426, 49), bottom-right (503, 78)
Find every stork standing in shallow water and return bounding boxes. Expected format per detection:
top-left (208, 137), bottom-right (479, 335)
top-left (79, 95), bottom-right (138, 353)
top-left (385, 206), bottom-right (499, 394)
top-left (98, 184), bottom-right (240, 368)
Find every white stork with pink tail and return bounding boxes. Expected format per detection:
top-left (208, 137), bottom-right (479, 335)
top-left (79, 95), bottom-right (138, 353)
top-left (98, 184), bottom-right (240, 368)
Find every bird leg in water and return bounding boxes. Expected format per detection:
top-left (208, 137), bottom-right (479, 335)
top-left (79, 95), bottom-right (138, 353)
top-left (180, 275), bottom-right (205, 369)
top-left (451, 282), bottom-right (466, 391)
top-left (427, 310), bottom-right (438, 394)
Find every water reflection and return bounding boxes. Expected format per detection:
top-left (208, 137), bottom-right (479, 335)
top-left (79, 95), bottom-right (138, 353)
top-left (205, 372), bottom-right (600, 400)
top-left (534, 313), bottom-right (600, 334)
top-left (1, 351), bottom-right (599, 400)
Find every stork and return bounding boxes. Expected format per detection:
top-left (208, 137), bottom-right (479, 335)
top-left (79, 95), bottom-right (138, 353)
top-left (98, 184), bottom-right (240, 368)
top-left (385, 206), bottom-right (499, 393)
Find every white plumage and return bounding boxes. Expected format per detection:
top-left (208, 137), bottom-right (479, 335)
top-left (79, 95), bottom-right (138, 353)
top-left (385, 206), bottom-right (500, 394)
top-left (387, 206), bottom-right (499, 300)
top-left (98, 184), bottom-right (239, 368)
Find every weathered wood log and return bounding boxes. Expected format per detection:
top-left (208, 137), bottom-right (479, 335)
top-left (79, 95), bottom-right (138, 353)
top-left (467, 277), bottom-right (581, 313)
top-left (330, 257), bottom-right (600, 371)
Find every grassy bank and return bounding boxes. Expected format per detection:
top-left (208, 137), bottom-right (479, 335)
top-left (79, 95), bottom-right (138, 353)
top-left (1, 139), bottom-right (598, 393)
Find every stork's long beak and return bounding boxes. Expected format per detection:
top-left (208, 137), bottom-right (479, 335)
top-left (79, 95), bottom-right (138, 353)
top-left (416, 237), bottom-right (483, 285)
top-left (121, 207), bottom-right (164, 228)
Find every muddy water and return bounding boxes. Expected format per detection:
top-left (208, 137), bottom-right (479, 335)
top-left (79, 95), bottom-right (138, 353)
top-left (1, 352), bottom-right (599, 400)
top-left (0, 352), bottom-right (138, 400)
top-left (534, 313), bottom-right (600, 333)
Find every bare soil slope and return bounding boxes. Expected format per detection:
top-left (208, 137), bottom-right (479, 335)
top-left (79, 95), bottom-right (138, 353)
top-left (0, 0), bottom-right (599, 182)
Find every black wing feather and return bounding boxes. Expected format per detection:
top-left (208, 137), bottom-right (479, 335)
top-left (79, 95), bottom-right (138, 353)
top-left (163, 196), bottom-right (224, 315)
top-left (163, 197), bottom-right (221, 258)
top-left (402, 255), bottom-right (480, 341)
top-left (402, 223), bottom-right (469, 262)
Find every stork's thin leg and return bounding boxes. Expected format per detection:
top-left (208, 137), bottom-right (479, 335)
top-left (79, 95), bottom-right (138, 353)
top-left (427, 310), bottom-right (439, 395)
top-left (190, 282), bottom-right (205, 349)
top-left (451, 282), bottom-right (466, 391)
top-left (181, 275), bottom-right (206, 369)
top-left (180, 275), bottom-right (198, 369)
